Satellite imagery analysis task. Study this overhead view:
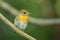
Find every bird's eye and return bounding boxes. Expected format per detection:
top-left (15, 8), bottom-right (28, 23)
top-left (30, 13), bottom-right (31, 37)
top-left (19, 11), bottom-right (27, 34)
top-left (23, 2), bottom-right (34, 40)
top-left (23, 12), bottom-right (26, 14)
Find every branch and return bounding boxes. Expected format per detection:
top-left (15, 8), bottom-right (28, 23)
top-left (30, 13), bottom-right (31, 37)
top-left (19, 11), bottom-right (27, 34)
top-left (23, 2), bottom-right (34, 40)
top-left (0, 13), bottom-right (36, 40)
top-left (29, 17), bottom-right (60, 26)
top-left (0, 0), bottom-right (19, 16)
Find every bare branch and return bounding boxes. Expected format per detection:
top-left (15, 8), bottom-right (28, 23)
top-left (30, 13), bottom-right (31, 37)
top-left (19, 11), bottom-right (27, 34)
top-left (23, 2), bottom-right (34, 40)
top-left (29, 17), bottom-right (60, 26)
top-left (0, 13), bottom-right (36, 40)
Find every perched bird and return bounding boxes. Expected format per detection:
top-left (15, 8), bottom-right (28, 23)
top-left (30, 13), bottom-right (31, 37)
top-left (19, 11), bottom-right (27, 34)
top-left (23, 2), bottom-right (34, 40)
top-left (14, 9), bottom-right (30, 30)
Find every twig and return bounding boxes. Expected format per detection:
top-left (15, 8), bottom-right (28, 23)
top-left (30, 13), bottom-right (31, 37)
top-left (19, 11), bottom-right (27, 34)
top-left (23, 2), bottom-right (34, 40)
top-left (0, 13), bottom-right (36, 40)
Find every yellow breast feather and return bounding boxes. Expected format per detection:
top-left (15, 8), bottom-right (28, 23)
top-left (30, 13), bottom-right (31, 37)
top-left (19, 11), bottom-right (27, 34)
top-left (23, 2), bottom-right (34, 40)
top-left (16, 15), bottom-right (28, 23)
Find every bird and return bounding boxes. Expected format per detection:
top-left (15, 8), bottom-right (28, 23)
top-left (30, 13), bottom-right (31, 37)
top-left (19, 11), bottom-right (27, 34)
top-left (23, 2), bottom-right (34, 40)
top-left (14, 9), bottom-right (30, 30)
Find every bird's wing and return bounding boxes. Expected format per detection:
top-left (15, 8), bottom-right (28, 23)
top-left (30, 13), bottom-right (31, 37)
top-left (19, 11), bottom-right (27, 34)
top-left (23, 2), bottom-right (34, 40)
top-left (14, 14), bottom-right (21, 25)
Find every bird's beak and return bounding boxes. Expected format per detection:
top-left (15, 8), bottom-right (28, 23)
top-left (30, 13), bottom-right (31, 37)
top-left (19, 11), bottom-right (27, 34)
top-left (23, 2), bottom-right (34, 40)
top-left (28, 13), bottom-right (31, 14)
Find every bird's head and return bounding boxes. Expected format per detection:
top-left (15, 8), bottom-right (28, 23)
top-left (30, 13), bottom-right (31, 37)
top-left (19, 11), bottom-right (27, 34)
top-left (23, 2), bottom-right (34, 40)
top-left (20, 9), bottom-right (31, 16)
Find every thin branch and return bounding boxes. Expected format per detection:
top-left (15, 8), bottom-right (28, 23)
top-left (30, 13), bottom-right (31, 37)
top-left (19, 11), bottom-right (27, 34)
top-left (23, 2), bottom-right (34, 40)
top-left (29, 17), bottom-right (60, 26)
top-left (0, 13), bottom-right (36, 40)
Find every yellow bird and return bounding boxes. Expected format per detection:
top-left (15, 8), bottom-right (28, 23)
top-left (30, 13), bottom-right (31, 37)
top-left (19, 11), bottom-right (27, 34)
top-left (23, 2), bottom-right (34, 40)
top-left (14, 9), bottom-right (30, 30)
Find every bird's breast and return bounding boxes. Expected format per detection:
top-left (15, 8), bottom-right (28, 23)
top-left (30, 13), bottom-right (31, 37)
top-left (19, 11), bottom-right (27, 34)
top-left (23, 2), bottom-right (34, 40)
top-left (16, 15), bottom-right (28, 23)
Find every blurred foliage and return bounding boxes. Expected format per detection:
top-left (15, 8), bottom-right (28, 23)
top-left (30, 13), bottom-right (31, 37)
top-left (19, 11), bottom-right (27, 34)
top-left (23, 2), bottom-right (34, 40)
top-left (56, 0), bottom-right (60, 17)
top-left (0, 0), bottom-right (60, 40)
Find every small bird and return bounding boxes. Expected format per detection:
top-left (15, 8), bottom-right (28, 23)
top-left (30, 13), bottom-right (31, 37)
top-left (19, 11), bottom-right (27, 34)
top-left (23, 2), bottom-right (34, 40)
top-left (14, 9), bottom-right (30, 30)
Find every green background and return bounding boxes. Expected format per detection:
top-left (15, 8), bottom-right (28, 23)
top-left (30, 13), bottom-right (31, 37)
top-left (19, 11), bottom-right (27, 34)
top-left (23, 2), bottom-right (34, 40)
top-left (0, 0), bottom-right (60, 40)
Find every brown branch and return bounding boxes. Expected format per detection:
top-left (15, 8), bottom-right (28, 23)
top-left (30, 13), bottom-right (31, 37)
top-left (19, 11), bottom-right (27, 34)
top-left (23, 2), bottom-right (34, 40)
top-left (0, 13), bottom-right (36, 40)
